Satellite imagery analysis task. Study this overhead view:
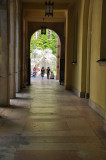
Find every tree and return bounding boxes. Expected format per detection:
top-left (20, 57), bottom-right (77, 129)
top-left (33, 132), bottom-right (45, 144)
top-left (30, 29), bottom-right (57, 56)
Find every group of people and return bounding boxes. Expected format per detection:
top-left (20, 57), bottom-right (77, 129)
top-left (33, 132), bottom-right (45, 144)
top-left (33, 66), bottom-right (54, 80)
top-left (41, 67), bottom-right (54, 80)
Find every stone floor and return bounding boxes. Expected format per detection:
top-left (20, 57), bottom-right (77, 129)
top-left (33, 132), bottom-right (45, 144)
top-left (0, 79), bottom-right (106, 160)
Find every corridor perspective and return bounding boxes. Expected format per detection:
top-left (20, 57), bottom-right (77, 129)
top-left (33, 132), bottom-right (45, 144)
top-left (0, 79), bottom-right (106, 160)
top-left (0, 0), bottom-right (106, 159)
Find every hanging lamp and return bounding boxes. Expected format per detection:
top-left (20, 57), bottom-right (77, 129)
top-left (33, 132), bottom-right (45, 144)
top-left (45, 1), bottom-right (54, 16)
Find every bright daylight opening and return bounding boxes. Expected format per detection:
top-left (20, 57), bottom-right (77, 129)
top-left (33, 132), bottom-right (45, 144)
top-left (30, 29), bottom-right (60, 80)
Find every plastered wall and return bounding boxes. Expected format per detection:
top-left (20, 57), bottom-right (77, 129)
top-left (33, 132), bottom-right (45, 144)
top-left (89, 0), bottom-right (106, 117)
top-left (66, 0), bottom-right (106, 118)
top-left (66, 0), bottom-right (85, 93)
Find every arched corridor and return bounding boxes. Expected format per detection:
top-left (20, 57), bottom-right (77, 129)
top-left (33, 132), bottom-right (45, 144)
top-left (0, 80), bottom-right (106, 159)
top-left (0, 0), bottom-right (106, 159)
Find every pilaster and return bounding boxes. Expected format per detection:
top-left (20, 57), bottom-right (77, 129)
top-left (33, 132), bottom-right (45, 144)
top-left (9, 0), bottom-right (16, 98)
top-left (16, 0), bottom-right (21, 92)
top-left (56, 36), bottom-right (60, 80)
top-left (65, 10), bottom-right (72, 89)
top-left (0, 0), bottom-right (10, 106)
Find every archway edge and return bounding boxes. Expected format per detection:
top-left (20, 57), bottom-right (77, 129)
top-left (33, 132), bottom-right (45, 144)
top-left (28, 22), bottom-right (65, 58)
top-left (28, 22), bottom-right (64, 41)
top-left (30, 28), bottom-right (61, 44)
top-left (25, 21), bottom-right (65, 85)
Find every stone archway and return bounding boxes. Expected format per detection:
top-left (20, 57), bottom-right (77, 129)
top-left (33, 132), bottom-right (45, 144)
top-left (30, 29), bottom-right (61, 81)
top-left (26, 22), bottom-right (65, 85)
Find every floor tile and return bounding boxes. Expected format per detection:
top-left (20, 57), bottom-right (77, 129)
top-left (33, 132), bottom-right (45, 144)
top-left (0, 79), bottom-right (106, 159)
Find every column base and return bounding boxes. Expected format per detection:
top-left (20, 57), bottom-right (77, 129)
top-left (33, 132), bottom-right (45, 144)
top-left (65, 85), bottom-right (72, 90)
top-left (0, 77), bottom-right (10, 106)
top-left (65, 85), bottom-right (85, 98)
top-left (89, 99), bottom-right (105, 119)
top-left (85, 93), bottom-right (90, 99)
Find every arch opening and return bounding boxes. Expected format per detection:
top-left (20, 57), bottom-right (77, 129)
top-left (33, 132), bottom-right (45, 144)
top-left (30, 28), bottom-right (61, 81)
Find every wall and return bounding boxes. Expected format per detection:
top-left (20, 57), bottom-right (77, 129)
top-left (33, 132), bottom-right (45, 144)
top-left (100, 0), bottom-right (106, 59)
top-left (66, 0), bottom-right (86, 96)
top-left (70, 2), bottom-right (83, 93)
top-left (67, 0), bottom-right (106, 119)
top-left (89, 0), bottom-right (106, 119)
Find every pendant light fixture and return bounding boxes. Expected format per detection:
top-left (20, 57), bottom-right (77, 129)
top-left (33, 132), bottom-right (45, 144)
top-left (41, 26), bottom-right (46, 34)
top-left (41, 18), bottom-right (46, 34)
top-left (45, 1), bottom-right (54, 17)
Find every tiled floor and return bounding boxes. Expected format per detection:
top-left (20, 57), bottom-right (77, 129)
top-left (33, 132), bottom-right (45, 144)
top-left (0, 79), bottom-right (106, 160)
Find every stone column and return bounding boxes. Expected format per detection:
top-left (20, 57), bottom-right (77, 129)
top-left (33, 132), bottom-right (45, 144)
top-left (16, 0), bottom-right (21, 92)
top-left (9, 0), bottom-right (16, 98)
top-left (26, 21), bottom-right (30, 85)
top-left (65, 10), bottom-right (72, 89)
top-left (81, 0), bottom-right (90, 97)
top-left (86, 1), bottom-right (92, 99)
top-left (0, 0), bottom-right (10, 106)
top-left (19, 2), bottom-right (23, 89)
top-left (56, 36), bottom-right (60, 80)
top-left (22, 17), bottom-right (26, 87)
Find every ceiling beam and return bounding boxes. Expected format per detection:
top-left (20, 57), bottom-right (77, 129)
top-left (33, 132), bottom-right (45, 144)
top-left (22, 3), bottom-right (69, 11)
top-left (25, 17), bottom-right (66, 23)
top-left (24, 10), bottom-right (65, 17)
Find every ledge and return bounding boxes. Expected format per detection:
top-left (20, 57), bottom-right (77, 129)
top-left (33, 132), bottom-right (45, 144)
top-left (97, 59), bottom-right (106, 65)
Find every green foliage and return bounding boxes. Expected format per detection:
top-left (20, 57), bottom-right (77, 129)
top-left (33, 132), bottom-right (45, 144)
top-left (30, 29), bottom-right (57, 56)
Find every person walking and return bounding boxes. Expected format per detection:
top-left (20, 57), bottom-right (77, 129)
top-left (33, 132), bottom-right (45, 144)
top-left (46, 67), bottom-right (50, 79)
top-left (41, 67), bottom-right (45, 80)
top-left (33, 66), bottom-right (36, 77)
